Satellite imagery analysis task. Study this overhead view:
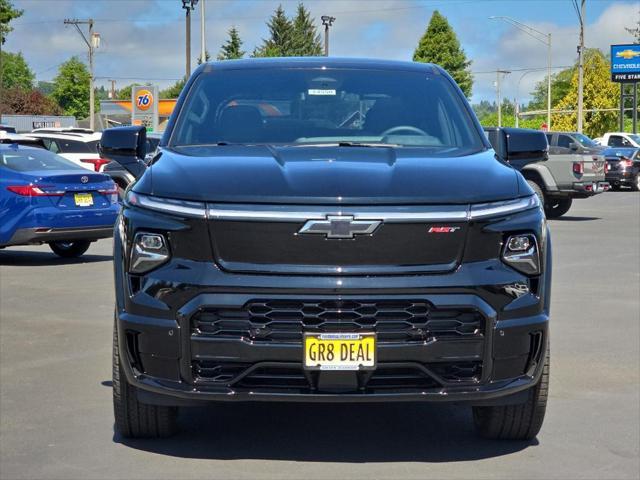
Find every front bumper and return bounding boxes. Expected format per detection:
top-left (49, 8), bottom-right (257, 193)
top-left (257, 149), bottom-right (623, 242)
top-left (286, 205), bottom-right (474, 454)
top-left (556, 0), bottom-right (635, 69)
top-left (115, 257), bottom-right (550, 405)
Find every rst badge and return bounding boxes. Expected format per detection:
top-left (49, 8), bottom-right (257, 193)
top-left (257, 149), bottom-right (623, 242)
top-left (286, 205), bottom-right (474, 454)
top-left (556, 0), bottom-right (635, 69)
top-left (428, 226), bottom-right (461, 233)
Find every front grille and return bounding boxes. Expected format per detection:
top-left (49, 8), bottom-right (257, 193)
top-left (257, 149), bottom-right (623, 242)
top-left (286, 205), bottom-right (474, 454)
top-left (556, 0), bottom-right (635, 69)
top-left (209, 219), bottom-right (466, 275)
top-left (191, 360), bottom-right (481, 391)
top-left (193, 300), bottom-right (484, 344)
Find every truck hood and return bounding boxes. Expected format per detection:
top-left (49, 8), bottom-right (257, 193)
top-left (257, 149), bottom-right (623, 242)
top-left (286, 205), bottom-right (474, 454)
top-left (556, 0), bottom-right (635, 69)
top-left (136, 145), bottom-right (521, 205)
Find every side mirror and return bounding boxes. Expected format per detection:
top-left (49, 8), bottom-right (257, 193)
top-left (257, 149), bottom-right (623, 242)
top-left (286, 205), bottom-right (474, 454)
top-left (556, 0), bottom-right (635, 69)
top-left (486, 127), bottom-right (548, 171)
top-left (98, 126), bottom-right (148, 179)
top-left (569, 142), bottom-right (579, 151)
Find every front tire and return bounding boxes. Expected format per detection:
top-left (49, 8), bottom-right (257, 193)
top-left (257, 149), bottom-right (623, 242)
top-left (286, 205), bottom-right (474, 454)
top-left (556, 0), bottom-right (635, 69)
top-left (472, 349), bottom-right (549, 440)
top-left (113, 318), bottom-right (178, 438)
top-left (49, 240), bottom-right (91, 258)
top-left (544, 198), bottom-right (572, 218)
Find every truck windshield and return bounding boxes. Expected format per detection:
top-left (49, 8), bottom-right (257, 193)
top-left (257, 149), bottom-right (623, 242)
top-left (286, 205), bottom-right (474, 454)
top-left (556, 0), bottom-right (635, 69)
top-left (573, 133), bottom-right (599, 148)
top-left (170, 67), bottom-right (485, 155)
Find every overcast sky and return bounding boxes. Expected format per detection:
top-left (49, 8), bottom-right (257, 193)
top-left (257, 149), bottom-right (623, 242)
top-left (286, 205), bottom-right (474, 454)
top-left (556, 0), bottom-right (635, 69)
top-left (5, 0), bottom-right (639, 103)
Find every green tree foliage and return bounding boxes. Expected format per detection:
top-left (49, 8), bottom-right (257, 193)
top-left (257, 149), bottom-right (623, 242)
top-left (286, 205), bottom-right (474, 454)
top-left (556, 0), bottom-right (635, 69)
top-left (116, 83), bottom-right (142, 100)
top-left (197, 50), bottom-right (212, 65)
top-left (0, 87), bottom-right (62, 115)
top-left (413, 10), bottom-right (473, 97)
top-left (1, 50), bottom-right (33, 89)
top-left (551, 49), bottom-right (619, 137)
top-left (51, 56), bottom-right (97, 119)
top-left (160, 78), bottom-right (186, 98)
top-left (95, 85), bottom-right (109, 101)
top-left (217, 26), bottom-right (245, 60)
top-left (36, 80), bottom-right (55, 96)
top-left (0, 0), bottom-right (22, 44)
top-left (253, 5), bottom-right (294, 58)
top-left (473, 99), bottom-right (545, 129)
top-left (291, 3), bottom-right (322, 56)
top-left (528, 68), bottom-right (575, 110)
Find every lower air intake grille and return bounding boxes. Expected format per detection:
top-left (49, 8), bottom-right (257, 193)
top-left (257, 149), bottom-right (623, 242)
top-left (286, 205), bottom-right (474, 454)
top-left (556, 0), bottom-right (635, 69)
top-left (193, 300), bottom-right (484, 344)
top-left (192, 361), bottom-right (482, 390)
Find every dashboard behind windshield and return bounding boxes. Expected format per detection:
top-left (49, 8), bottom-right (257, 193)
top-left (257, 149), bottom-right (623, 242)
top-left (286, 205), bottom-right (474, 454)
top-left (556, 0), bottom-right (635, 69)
top-left (169, 67), bottom-right (485, 155)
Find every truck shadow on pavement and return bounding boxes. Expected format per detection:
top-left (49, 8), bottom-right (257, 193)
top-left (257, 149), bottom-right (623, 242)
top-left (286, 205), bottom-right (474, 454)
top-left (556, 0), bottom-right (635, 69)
top-left (0, 250), bottom-right (112, 266)
top-left (550, 216), bottom-right (600, 222)
top-left (114, 402), bottom-right (536, 462)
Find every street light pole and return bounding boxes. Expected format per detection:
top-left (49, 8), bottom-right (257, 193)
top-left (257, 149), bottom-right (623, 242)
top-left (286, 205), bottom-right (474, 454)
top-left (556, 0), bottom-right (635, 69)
top-left (489, 16), bottom-right (552, 130)
top-left (576, 0), bottom-right (585, 133)
top-left (547, 32), bottom-right (552, 131)
top-left (182, 0), bottom-right (199, 78)
top-left (200, 0), bottom-right (206, 64)
top-left (321, 16), bottom-right (335, 57)
top-left (496, 69), bottom-right (511, 127)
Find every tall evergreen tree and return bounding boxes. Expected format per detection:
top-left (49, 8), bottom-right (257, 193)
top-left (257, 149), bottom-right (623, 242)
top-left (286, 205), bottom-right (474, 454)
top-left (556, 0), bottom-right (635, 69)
top-left (291, 3), bottom-right (322, 56)
top-left (217, 27), bottom-right (245, 60)
top-left (412, 10), bottom-right (473, 97)
top-left (252, 5), bottom-right (294, 57)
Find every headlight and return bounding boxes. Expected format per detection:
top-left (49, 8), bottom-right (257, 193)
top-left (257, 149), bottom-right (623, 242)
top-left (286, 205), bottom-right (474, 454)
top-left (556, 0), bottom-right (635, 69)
top-left (469, 195), bottom-right (540, 220)
top-left (126, 191), bottom-right (206, 218)
top-left (130, 232), bottom-right (170, 274)
top-left (502, 234), bottom-right (540, 275)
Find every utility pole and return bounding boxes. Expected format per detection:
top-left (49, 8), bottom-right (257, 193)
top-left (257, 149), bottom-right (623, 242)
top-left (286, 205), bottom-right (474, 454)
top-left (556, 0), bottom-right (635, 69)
top-left (321, 16), bottom-right (335, 56)
top-left (495, 69), bottom-right (511, 127)
top-left (547, 32), bottom-right (552, 131)
top-left (109, 79), bottom-right (116, 99)
top-left (64, 19), bottom-right (98, 130)
top-left (576, 0), bottom-right (585, 133)
top-left (181, 1), bottom-right (199, 79)
top-left (200, 0), bottom-right (206, 64)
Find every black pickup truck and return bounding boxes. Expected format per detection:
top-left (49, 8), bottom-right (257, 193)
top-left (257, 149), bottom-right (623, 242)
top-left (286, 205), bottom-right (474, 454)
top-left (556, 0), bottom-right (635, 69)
top-left (101, 58), bottom-right (551, 441)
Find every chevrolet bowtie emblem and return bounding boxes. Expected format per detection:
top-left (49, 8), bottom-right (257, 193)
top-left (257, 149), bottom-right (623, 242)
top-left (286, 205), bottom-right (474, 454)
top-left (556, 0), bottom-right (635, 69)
top-left (298, 215), bottom-right (381, 239)
top-left (616, 49), bottom-right (640, 60)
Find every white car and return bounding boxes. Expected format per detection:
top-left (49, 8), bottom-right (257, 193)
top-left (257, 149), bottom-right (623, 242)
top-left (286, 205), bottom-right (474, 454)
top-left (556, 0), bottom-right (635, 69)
top-left (26, 128), bottom-right (109, 172)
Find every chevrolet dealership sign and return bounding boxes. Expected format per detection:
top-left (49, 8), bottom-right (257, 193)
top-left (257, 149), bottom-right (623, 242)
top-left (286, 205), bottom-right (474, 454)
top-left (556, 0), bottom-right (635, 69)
top-left (611, 44), bottom-right (640, 82)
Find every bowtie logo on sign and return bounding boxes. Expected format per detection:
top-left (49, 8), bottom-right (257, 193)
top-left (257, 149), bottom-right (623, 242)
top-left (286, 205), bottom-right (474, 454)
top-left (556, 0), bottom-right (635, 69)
top-left (616, 49), bottom-right (640, 60)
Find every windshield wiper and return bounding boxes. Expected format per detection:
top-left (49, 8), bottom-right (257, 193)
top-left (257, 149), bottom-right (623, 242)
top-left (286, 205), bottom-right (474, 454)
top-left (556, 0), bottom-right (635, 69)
top-left (293, 141), bottom-right (400, 148)
top-left (338, 141), bottom-right (400, 148)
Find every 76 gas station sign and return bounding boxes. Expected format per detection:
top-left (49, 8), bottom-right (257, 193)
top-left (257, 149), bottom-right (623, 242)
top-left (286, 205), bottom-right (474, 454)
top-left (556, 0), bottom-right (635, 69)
top-left (132, 85), bottom-right (159, 131)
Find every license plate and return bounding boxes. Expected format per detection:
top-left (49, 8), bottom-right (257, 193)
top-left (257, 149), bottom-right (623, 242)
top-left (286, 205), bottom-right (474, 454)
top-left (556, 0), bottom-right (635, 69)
top-left (74, 193), bottom-right (93, 207)
top-left (304, 332), bottom-right (376, 371)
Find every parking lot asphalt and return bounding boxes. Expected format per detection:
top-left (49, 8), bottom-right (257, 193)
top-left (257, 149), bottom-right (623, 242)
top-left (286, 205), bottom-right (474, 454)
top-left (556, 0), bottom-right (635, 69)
top-left (0, 191), bottom-right (639, 480)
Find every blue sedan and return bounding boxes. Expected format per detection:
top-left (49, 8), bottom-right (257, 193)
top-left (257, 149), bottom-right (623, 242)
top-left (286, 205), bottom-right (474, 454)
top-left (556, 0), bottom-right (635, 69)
top-left (0, 143), bottom-right (120, 257)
